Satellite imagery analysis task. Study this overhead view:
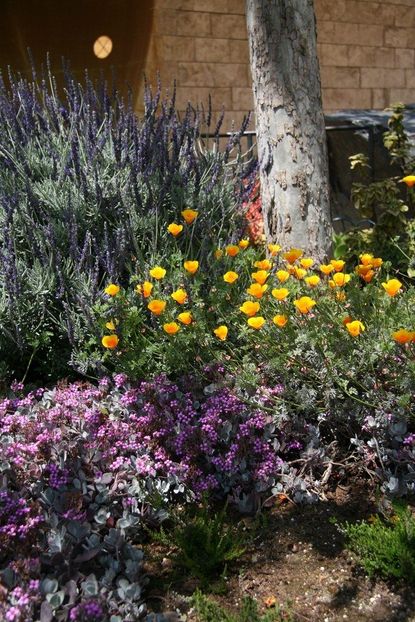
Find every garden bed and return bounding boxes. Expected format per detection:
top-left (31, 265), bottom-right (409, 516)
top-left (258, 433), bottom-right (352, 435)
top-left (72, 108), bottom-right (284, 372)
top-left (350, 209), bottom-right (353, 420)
top-left (146, 494), bottom-right (415, 622)
top-left (0, 69), bottom-right (414, 622)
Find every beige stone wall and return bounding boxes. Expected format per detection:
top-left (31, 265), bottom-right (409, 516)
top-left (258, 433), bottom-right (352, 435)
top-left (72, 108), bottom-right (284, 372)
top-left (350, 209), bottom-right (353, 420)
top-left (140, 0), bottom-right (415, 125)
top-left (316, 0), bottom-right (415, 110)
top-left (141, 0), bottom-right (249, 127)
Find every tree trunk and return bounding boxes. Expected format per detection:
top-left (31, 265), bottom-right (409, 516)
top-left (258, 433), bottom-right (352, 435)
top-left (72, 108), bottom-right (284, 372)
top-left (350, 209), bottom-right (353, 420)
top-left (246, 0), bottom-right (332, 258)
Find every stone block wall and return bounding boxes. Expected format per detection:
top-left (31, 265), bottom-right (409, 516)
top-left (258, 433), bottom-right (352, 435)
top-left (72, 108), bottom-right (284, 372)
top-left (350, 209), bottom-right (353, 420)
top-left (316, 0), bottom-right (415, 110)
top-left (141, 0), bottom-right (249, 127)
top-left (139, 0), bottom-right (415, 125)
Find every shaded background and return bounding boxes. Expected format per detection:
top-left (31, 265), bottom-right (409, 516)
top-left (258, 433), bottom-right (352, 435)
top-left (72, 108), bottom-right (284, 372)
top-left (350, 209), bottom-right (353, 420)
top-left (0, 0), bottom-right (153, 102)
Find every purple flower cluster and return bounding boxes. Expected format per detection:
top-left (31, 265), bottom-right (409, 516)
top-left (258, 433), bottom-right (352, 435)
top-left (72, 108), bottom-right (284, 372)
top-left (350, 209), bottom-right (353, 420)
top-left (285, 440), bottom-right (303, 452)
top-left (123, 376), bottom-right (280, 494)
top-left (0, 577), bottom-right (40, 622)
top-left (45, 463), bottom-right (71, 489)
top-left (1, 376), bottom-right (280, 503)
top-left (69, 599), bottom-right (105, 621)
top-left (0, 489), bottom-right (43, 551)
top-left (0, 369), bottom-right (413, 619)
top-left (0, 374), bottom-right (283, 620)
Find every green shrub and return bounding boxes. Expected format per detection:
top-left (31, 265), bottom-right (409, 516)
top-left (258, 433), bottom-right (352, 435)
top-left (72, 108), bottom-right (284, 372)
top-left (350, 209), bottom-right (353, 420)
top-left (334, 103), bottom-right (415, 275)
top-left (82, 242), bottom-right (415, 433)
top-left (191, 590), bottom-right (292, 622)
top-left (152, 503), bottom-right (245, 586)
top-left (340, 502), bottom-right (415, 583)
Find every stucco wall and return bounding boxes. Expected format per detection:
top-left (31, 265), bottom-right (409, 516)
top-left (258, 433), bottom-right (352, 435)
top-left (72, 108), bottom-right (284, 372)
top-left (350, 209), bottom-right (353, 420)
top-left (141, 0), bottom-right (415, 126)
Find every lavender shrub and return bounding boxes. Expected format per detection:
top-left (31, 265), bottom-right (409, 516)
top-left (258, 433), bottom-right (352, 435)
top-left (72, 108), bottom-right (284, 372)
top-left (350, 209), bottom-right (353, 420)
top-left (0, 65), bottom-right (253, 384)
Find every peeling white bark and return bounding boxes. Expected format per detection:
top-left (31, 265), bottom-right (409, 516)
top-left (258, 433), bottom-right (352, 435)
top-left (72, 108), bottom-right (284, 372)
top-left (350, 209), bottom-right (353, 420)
top-left (246, 0), bottom-right (332, 258)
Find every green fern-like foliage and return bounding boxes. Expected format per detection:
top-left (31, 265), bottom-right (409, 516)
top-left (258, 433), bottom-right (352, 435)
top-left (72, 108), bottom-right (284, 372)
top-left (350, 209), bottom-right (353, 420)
top-left (153, 504), bottom-right (245, 585)
top-left (342, 503), bottom-right (415, 584)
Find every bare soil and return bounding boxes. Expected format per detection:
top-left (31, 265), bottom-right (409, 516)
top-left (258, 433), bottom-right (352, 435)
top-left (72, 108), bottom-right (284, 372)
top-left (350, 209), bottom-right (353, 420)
top-left (144, 486), bottom-right (415, 622)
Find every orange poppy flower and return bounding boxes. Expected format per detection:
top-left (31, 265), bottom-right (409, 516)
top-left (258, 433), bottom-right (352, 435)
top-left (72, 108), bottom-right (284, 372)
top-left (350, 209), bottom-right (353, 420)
top-left (226, 244), bottom-right (240, 257)
top-left (167, 223), bottom-right (183, 237)
top-left (102, 335), bottom-right (119, 349)
top-left (150, 266), bottom-right (166, 280)
top-left (214, 325), bottom-right (228, 340)
top-left (240, 301), bottom-right (260, 317)
top-left (401, 175), bottom-right (415, 187)
top-left (247, 316), bottom-right (266, 329)
top-left (254, 259), bottom-right (273, 270)
top-left (283, 248), bottom-right (303, 264)
top-left (276, 269), bottom-right (290, 283)
top-left (356, 264), bottom-right (372, 276)
top-left (163, 322), bottom-right (180, 335)
top-left (104, 284), bottom-right (120, 296)
top-left (178, 312), bottom-right (192, 325)
top-left (184, 260), bottom-right (199, 274)
top-left (319, 264), bottom-right (334, 275)
top-left (332, 272), bottom-right (351, 287)
top-left (247, 283), bottom-right (268, 298)
top-left (392, 329), bottom-right (415, 344)
top-left (362, 270), bottom-right (375, 283)
top-left (330, 260), bottom-right (345, 272)
top-left (382, 278), bottom-right (402, 297)
top-left (171, 289), bottom-right (188, 304)
top-left (359, 253), bottom-right (374, 266)
top-left (105, 319), bottom-right (118, 331)
top-left (223, 271), bottom-right (239, 284)
top-left (147, 300), bottom-right (167, 316)
top-left (300, 258), bottom-right (314, 269)
top-left (136, 281), bottom-right (153, 298)
top-left (305, 275), bottom-right (320, 288)
top-left (273, 314), bottom-right (288, 327)
top-left (293, 266), bottom-right (307, 280)
top-left (181, 209), bottom-right (198, 224)
top-left (268, 243), bottom-right (281, 256)
top-left (345, 320), bottom-right (365, 336)
top-left (294, 296), bottom-right (316, 314)
top-left (251, 270), bottom-right (269, 285)
top-left (264, 596), bottom-right (277, 608)
top-left (272, 288), bottom-right (289, 301)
